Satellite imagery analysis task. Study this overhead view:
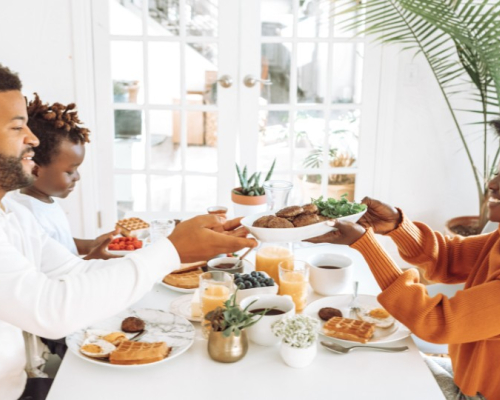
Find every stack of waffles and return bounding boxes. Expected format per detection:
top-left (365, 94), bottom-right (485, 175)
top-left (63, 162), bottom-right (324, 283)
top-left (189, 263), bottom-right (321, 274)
top-left (109, 340), bottom-right (171, 365)
top-left (323, 316), bottom-right (375, 343)
top-left (116, 218), bottom-right (150, 238)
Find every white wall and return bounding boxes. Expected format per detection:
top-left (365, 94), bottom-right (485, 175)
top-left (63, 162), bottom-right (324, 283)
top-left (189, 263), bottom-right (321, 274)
top-left (0, 0), bottom-right (91, 238)
top-left (0, 1), bottom-right (490, 258)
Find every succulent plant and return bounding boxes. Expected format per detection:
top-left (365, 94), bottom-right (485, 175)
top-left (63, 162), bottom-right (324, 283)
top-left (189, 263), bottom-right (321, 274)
top-left (204, 291), bottom-right (269, 337)
top-left (233, 159), bottom-right (276, 196)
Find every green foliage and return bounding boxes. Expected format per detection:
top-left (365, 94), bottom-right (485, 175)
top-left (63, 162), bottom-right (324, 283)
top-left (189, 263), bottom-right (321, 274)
top-left (204, 291), bottom-right (270, 337)
top-left (312, 194), bottom-right (367, 218)
top-left (234, 159), bottom-right (276, 196)
top-left (332, 0), bottom-right (500, 230)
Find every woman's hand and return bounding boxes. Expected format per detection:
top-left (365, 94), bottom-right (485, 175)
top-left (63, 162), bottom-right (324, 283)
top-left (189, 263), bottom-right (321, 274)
top-left (305, 220), bottom-right (366, 246)
top-left (168, 215), bottom-right (257, 263)
top-left (358, 197), bottom-right (402, 235)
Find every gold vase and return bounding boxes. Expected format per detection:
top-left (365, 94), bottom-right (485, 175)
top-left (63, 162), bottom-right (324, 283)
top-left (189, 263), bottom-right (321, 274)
top-left (207, 330), bottom-right (248, 363)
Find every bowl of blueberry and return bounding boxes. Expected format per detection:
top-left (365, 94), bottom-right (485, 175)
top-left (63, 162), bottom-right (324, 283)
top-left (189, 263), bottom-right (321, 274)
top-left (234, 271), bottom-right (279, 304)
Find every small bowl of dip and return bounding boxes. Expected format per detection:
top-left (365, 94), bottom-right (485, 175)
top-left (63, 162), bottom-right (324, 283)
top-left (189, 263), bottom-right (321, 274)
top-left (207, 257), bottom-right (251, 275)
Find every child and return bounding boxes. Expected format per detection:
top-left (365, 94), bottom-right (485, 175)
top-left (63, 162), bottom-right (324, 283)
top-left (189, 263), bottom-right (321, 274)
top-left (10, 93), bottom-right (116, 260)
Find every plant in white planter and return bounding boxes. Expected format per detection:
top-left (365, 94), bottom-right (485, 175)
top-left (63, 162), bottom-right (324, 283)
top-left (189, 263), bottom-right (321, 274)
top-left (272, 314), bottom-right (319, 368)
top-left (231, 159), bottom-right (276, 217)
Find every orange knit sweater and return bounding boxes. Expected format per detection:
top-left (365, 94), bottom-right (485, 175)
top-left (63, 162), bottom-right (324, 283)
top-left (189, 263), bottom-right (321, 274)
top-left (351, 213), bottom-right (500, 399)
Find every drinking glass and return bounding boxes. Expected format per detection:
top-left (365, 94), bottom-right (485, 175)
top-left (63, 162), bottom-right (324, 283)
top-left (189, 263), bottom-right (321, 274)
top-left (263, 180), bottom-right (293, 212)
top-left (279, 260), bottom-right (310, 313)
top-left (200, 271), bottom-right (234, 338)
top-left (207, 206), bottom-right (228, 216)
top-left (149, 219), bottom-right (175, 243)
top-left (255, 242), bottom-right (294, 284)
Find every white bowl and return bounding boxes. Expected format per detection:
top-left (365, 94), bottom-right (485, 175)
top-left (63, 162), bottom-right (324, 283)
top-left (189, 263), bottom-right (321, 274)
top-left (235, 272), bottom-right (279, 304)
top-left (240, 209), bottom-right (366, 243)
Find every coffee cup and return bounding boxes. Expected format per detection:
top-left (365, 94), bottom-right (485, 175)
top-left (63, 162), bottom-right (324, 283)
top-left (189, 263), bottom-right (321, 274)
top-left (307, 253), bottom-right (352, 296)
top-left (239, 294), bottom-right (295, 346)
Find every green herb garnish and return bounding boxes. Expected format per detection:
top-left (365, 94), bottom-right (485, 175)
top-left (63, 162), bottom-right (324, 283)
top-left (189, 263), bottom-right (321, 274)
top-left (312, 194), bottom-right (367, 219)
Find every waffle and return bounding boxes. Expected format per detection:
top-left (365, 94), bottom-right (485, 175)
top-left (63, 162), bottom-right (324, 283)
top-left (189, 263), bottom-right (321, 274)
top-left (323, 316), bottom-right (375, 343)
top-left (116, 218), bottom-right (150, 237)
top-left (109, 340), bottom-right (171, 365)
top-left (163, 266), bottom-right (204, 289)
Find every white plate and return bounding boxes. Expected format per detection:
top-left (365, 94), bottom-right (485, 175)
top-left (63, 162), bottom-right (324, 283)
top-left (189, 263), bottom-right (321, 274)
top-left (302, 294), bottom-right (410, 345)
top-left (170, 294), bottom-right (202, 323)
top-left (159, 281), bottom-right (197, 294)
top-left (66, 308), bottom-right (195, 368)
top-left (241, 209), bottom-right (366, 243)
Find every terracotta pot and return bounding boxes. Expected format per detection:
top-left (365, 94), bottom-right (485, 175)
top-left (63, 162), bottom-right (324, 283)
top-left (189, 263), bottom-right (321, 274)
top-left (444, 216), bottom-right (480, 237)
top-left (231, 188), bottom-right (267, 217)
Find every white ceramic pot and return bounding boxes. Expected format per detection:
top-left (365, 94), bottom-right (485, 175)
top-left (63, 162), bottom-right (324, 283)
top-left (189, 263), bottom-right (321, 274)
top-left (231, 189), bottom-right (268, 218)
top-left (279, 341), bottom-right (317, 368)
top-left (307, 253), bottom-right (353, 296)
top-left (239, 294), bottom-right (295, 346)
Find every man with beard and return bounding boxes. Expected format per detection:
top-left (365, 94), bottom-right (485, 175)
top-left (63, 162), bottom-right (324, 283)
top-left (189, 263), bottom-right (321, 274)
top-left (0, 64), bottom-right (257, 400)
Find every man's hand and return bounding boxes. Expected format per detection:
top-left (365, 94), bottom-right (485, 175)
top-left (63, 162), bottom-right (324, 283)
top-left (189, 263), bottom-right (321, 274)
top-left (305, 220), bottom-right (366, 246)
top-left (168, 215), bottom-right (257, 263)
top-left (84, 230), bottom-right (122, 260)
top-left (358, 197), bottom-right (402, 235)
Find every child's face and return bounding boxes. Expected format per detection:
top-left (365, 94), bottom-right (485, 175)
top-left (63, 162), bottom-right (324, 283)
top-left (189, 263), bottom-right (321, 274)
top-left (33, 139), bottom-right (85, 199)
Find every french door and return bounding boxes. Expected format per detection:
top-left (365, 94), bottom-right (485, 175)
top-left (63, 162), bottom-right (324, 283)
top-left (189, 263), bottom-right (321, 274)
top-left (91, 0), bottom-right (378, 228)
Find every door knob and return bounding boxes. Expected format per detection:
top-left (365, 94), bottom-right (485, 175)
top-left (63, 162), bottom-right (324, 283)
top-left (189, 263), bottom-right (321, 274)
top-left (217, 75), bottom-right (233, 88)
top-left (243, 74), bottom-right (272, 88)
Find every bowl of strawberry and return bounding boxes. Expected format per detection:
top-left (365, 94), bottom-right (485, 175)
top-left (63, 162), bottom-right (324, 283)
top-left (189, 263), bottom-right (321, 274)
top-left (108, 237), bottom-right (143, 255)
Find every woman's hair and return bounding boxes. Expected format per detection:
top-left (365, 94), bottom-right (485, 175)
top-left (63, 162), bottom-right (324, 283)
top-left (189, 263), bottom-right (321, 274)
top-left (0, 64), bottom-right (22, 92)
top-left (27, 93), bottom-right (90, 166)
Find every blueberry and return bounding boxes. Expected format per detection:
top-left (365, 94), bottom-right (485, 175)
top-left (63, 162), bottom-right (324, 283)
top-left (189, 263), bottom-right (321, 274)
top-left (234, 279), bottom-right (243, 285)
top-left (245, 281), bottom-right (253, 289)
top-left (266, 279), bottom-right (274, 286)
top-left (237, 282), bottom-right (246, 290)
top-left (250, 271), bottom-right (258, 277)
top-left (234, 273), bottom-right (241, 280)
top-left (254, 282), bottom-right (261, 288)
top-left (257, 272), bottom-right (265, 278)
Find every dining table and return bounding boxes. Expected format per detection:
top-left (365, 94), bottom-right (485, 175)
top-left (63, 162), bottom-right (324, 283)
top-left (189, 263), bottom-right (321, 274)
top-left (46, 243), bottom-right (445, 400)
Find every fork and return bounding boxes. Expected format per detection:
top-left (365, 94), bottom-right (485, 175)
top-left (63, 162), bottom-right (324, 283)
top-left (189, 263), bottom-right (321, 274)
top-left (321, 341), bottom-right (409, 354)
top-left (347, 281), bottom-right (360, 318)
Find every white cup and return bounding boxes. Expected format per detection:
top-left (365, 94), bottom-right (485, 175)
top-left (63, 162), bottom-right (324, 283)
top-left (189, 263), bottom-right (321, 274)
top-left (307, 253), bottom-right (353, 296)
top-left (240, 294), bottom-right (295, 346)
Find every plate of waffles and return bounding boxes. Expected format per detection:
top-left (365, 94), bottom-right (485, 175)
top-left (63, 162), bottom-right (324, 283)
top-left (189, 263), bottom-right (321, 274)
top-left (303, 294), bottom-right (410, 345)
top-left (160, 262), bottom-right (207, 293)
top-left (66, 308), bottom-right (195, 368)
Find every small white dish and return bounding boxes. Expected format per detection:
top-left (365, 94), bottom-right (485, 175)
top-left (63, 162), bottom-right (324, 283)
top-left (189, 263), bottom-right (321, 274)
top-left (66, 308), bottom-right (195, 368)
top-left (169, 294), bottom-right (202, 323)
top-left (107, 239), bottom-right (145, 256)
top-left (235, 272), bottom-right (279, 304)
top-left (241, 209), bottom-right (366, 243)
top-left (302, 294), bottom-right (410, 345)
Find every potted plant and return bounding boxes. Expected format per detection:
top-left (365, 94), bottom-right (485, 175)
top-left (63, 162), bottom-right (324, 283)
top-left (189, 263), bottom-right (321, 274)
top-left (272, 314), bottom-right (319, 368)
top-left (204, 292), bottom-right (268, 363)
top-left (333, 0), bottom-right (500, 235)
top-left (231, 159), bottom-right (276, 217)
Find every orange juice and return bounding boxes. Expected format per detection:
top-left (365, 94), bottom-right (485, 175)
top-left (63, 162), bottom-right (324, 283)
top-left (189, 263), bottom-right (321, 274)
top-left (201, 285), bottom-right (230, 317)
top-left (279, 271), bottom-right (308, 312)
top-left (255, 246), bottom-right (293, 283)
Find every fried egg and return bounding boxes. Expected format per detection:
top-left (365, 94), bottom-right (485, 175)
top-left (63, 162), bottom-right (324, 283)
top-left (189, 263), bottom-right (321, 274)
top-left (356, 307), bottom-right (395, 329)
top-left (80, 336), bottom-right (116, 359)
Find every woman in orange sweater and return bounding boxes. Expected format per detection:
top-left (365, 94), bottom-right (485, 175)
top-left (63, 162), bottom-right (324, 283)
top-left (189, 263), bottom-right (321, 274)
top-left (309, 189), bottom-right (500, 399)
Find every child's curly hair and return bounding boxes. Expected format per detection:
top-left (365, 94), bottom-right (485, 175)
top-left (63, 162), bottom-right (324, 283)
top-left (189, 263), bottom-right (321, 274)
top-left (27, 93), bottom-right (90, 166)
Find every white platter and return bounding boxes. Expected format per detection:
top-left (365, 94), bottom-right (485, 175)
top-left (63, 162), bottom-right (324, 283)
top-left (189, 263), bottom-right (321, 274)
top-left (66, 308), bottom-right (195, 368)
top-left (169, 294), bottom-right (202, 323)
top-left (241, 209), bottom-right (366, 243)
top-left (303, 294), bottom-right (410, 345)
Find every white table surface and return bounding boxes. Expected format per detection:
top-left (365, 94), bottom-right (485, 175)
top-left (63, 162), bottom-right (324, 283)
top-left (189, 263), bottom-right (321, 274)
top-left (46, 244), bottom-right (444, 400)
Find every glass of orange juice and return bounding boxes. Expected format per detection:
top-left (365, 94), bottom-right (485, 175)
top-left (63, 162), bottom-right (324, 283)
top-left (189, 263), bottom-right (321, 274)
top-left (255, 243), bottom-right (293, 284)
top-left (200, 271), bottom-right (234, 338)
top-left (278, 260), bottom-right (310, 313)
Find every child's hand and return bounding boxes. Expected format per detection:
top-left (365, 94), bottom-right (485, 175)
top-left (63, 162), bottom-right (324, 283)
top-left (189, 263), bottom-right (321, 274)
top-left (84, 230), bottom-right (122, 260)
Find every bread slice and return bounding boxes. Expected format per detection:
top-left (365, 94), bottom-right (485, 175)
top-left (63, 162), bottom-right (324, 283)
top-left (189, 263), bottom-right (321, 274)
top-left (116, 218), bottom-right (150, 238)
top-left (323, 316), bottom-right (375, 344)
top-left (109, 340), bottom-right (170, 365)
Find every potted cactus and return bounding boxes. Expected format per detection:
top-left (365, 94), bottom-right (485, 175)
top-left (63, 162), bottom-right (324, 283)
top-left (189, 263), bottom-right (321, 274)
top-left (231, 159), bottom-right (276, 217)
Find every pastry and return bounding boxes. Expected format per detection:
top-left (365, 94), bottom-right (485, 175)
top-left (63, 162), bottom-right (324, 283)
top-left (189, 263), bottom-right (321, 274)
top-left (292, 213), bottom-right (322, 227)
top-left (109, 340), bottom-right (171, 365)
top-left (253, 215), bottom-right (275, 228)
top-left (301, 203), bottom-right (319, 215)
top-left (323, 316), bottom-right (375, 343)
top-left (121, 317), bottom-right (145, 333)
top-left (276, 206), bottom-right (304, 218)
top-left (318, 307), bottom-right (342, 321)
top-left (115, 217), bottom-right (150, 238)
